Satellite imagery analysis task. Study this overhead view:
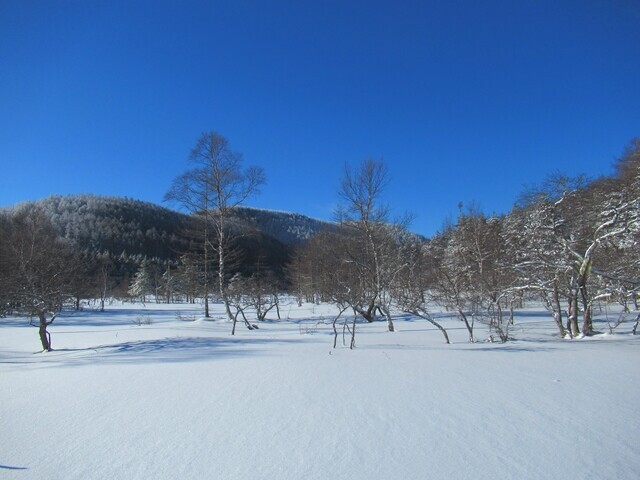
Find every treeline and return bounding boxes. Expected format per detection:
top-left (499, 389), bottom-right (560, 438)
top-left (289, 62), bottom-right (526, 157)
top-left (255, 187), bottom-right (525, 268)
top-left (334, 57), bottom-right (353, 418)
top-left (288, 140), bottom-right (639, 345)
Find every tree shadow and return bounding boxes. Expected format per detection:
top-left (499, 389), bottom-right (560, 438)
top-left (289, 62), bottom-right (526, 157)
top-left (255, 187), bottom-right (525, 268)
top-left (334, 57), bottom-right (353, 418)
top-left (2, 306), bottom-right (203, 329)
top-left (1, 335), bottom-right (304, 368)
top-left (0, 317), bottom-right (39, 327)
top-left (0, 464), bottom-right (28, 470)
top-left (455, 343), bottom-right (556, 353)
top-left (52, 308), bottom-right (191, 327)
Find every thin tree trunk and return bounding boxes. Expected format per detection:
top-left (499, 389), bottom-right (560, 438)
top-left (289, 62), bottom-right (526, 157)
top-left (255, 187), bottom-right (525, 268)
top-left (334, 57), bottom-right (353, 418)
top-left (217, 224), bottom-right (234, 323)
top-left (457, 307), bottom-right (474, 342)
top-left (350, 313), bottom-right (357, 349)
top-left (275, 295), bottom-right (281, 320)
top-left (543, 283), bottom-right (566, 338)
top-left (202, 207), bottom-right (210, 318)
top-left (380, 305), bottom-right (395, 332)
top-left (231, 305), bottom-right (256, 336)
top-left (332, 306), bottom-right (349, 349)
top-left (232, 308), bottom-right (239, 336)
top-left (552, 284), bottom-right (565, 337)
top-left (567, 291), bottom-right (580, 338)
top-left (409, 308), bottom-right (450, 344)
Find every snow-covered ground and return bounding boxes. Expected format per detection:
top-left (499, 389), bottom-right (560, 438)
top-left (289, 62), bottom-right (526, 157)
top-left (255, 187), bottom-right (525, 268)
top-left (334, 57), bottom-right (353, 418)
top-left (2, 300), bottom-right (639, 479)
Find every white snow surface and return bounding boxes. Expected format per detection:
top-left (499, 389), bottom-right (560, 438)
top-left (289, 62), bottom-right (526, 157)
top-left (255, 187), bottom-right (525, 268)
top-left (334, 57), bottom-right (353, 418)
top-left (2, 300), bottom-right (639, 479)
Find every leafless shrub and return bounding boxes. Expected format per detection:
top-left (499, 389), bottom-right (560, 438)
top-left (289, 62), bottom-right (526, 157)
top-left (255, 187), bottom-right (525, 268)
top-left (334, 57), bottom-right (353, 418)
top-left (176, 312), bottom-right (197, 322)
top-left (133, 314), bottom-right (153, 326)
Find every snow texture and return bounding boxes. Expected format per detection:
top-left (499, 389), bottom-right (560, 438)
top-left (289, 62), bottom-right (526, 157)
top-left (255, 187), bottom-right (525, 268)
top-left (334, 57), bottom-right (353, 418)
top-left (2, 301), bottom-right (639, 479)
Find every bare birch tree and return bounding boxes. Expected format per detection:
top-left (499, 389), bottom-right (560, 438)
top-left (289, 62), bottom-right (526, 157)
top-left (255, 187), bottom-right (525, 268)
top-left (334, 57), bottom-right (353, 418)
top-left (165, 131), bottom-right (265, 327)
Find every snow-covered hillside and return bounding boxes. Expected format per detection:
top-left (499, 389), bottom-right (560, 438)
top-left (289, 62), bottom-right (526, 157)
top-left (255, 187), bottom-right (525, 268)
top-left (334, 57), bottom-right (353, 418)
top-left (232, 206), bottom-right (335, 245)
top-left (1, 301), bottom-right (639, 479)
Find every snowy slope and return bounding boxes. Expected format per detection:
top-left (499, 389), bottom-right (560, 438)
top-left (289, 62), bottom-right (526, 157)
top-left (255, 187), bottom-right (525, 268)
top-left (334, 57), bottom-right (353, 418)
top-left (1, 302), bottom-right (639, 479)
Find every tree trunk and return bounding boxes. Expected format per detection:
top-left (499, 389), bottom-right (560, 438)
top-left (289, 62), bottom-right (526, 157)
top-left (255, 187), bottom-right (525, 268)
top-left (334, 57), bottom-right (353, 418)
top-left (332, 306), bottom-right (349, 349)
top-left (203, 212), bottom-right (211, 318)
top-left (362, 301), bottom-right (376, 322)
top-left (380, 305), bottom-right (395, 332)
top-left (218, 226), bottom-right (234, 323)
top-left (410, 308), bottom-right (450, 344)
top-left (552, 284), bottom-right (565, 338)
top-left (457, 307), bottom-right (474, 342)
top-left (231, 305), bottom-right (256, 336)
top-left (567, 291), bottom-right (580, 338)
top-left (580, 287), bottom-right (593, 335)
top-left (38, 311), bottom-right (52, 352)
top-left (543, 283), bottom-right (566, 338)
top-left (275, 295), bottom-right (281, 320)
top-left (231, 308), bottom-right (239, 336)
top-left (350, 313), bottom-right (357, 349)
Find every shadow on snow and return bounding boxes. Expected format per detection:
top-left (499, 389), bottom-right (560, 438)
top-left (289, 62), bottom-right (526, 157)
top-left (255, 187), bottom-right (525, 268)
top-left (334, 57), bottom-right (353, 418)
top-left (0, 464), bottom-right (28, 470)
top-left (0, 335), bottom-right (303, 367)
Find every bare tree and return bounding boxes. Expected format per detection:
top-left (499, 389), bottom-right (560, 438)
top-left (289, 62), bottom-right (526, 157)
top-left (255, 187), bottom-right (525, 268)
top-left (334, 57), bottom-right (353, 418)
top-left (226, 277), bottom-right (280, 337)
top-left (426, 226), bottom-right (476, 342)
top-left (2, 206), bottom-right (77, 351)
top-left (336, 158), bottom-right (397, 331)
top-left (165, 131), bottom-right (265, 326)
top-left (392, 239), bottom-right (451, 344)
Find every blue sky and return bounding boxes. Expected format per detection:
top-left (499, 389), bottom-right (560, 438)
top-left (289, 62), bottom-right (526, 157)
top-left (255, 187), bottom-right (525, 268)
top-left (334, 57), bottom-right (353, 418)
top-left (1, 0), bottom-right (639, 236)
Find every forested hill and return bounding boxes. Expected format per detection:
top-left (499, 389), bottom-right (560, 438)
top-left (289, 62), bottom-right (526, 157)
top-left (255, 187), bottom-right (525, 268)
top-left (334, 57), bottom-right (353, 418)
top-left (8, 195), bottom-right (333, 262)
top-left (232, 207), bottom-right (335, 246)
top-left (33, 195), bottom-right (189, 260)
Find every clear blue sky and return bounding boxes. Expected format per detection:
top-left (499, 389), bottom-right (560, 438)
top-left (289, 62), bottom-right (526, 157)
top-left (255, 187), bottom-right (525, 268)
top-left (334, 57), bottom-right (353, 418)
top-left (1, 0), bottom-right (639, 236)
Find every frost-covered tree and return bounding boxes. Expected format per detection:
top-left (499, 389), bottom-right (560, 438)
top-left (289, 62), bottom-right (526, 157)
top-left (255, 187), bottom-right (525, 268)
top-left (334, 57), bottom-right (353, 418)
top-left (500, 139), bottom-right (640, 338)
top-left (597, 140), bottom-right (640, 310)
top-left (502, 199), bottom-right (570, 337)
top-left (128, 260), bottom-right (155, 303)
top-left (173, 254), bottom-right (201, 303)
top-left (521, 172), bottom-right (637, 336)
top-left (160, 262), bottom-right (177, 304)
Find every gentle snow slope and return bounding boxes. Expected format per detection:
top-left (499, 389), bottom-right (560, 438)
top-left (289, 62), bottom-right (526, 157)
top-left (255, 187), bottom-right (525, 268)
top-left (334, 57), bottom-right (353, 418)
top-left (2, 302), bottom-right (639, 479)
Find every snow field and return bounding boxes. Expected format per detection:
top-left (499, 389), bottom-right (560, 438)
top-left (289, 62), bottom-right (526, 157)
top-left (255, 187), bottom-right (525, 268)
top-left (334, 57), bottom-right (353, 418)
top-left (1, 301), bottom-right (639, 479)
